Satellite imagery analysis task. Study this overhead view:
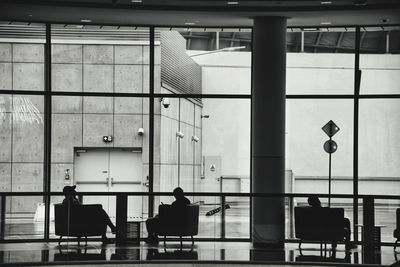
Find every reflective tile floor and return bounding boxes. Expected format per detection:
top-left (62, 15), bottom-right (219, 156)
top-left (0, 241), bottom-right (399, 266)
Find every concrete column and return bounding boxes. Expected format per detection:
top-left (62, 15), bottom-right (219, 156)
top-left (252, 16), bottom-right (287, 247)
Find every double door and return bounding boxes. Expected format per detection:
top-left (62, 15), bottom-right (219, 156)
top-left (74, 149), bottom-right (144, 220)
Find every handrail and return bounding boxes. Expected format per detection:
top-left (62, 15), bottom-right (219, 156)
top-left (0, 191), bottom-right (399, 199)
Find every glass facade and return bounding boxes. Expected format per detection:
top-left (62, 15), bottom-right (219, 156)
top-left (0, 22), bottom-right (399, 244)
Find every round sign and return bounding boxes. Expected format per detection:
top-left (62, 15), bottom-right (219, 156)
top-left (324, 140), bottom-right (338, 153)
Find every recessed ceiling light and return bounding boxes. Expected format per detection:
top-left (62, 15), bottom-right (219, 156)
top-left (321, 1), bottom-right (332, 4)
top-left (184, 22), bottom-right (196, 25)
top-left (131, 0), bottom-right (142, 2)
top-left (321, 22), bottom-right (332, 25)
top-left (227, 1), bottom-right (239, 5)
top-left (303, 28), bottom-right (318, 31)
top-left (80, 19), bottom-right (92, 23)
top-left (28, 14), bottom-right (33, 17)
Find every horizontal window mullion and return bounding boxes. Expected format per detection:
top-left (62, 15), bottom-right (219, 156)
top-left (153, 93), bottom-right (251, 99)
top-left (50, 91), bottom-right (151, 97)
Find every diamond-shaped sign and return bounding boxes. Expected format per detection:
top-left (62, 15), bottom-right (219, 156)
top-left (322, 120), bottom-right (340, 138)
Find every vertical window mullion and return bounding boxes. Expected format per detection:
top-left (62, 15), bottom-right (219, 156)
top-left (43, 23), bottom-right (52, 241)
top-left (148, 26), bottom-right (155, 217)
top-left (353, 26), bottom-right (361, 243)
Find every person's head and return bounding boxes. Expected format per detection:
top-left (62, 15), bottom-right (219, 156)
top-left (173, 187), bottom-right (184, 199)
top-left (308, 196), bottom-right (321, 207)
top-left (63, 185), bottom-right (77, 198)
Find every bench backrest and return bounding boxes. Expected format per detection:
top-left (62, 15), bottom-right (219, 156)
top-left (54, 204), bottom-right (107, 237)
top-left (295, 206), bottom-right (345, 242)
top-left (157, 204), bottom-right (199, 236)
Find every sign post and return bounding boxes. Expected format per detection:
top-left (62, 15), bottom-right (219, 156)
top-left (322, 120), bottom-right (340, 207)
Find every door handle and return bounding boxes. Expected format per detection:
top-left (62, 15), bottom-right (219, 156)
top-left (110, 178), bottom-right (141, 186)
top-left (76, 180), bottom-right (108, 185)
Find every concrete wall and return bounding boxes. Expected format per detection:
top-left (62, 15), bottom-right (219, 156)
top-left (0, 43), bottom-right (45, 214)
top-left (0, 42), bottom-right (164, 215)
top-left (193, 51), bottom-right (400, 196)
top-left (155, 86), bottom-right (202, 204)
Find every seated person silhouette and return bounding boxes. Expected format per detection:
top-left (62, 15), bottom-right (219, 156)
top-left (62, 185), bottom-right (117, 244)
top-left (308, 196), bottom-right (356, 250)
top-left (146, 187), bottom-right (190, 244)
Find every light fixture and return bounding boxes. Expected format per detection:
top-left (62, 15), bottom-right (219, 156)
top-left (184, 22), bottom-right (196, 25)
top-left (160, 97), bottom-right (170, 108)
top-left (320, 1), bottom-right (332, 4)
top-left (176, 132), bottom-right (185, 139)
top-left (131, 0), bottom-right (142, 2)
top-left (227, 1), bottom-right (239, 4)
top-left (321, 22), bottom-right (332, 25)
top-left (137, 127), bottom-right (145, 136)
top-left (191, 136), bottom-right (200, 142)
top-left (103, 135), bottom-right (113, 143)
top-left (80, 19), bottom-right (92, 23)
top-left (303, 28), bottom-right (318, 31)
top-left (64, 169), bottom-right (70, 180)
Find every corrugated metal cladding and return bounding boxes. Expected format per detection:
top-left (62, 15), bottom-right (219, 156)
top-left (160, 31), bottom-right (202, 95)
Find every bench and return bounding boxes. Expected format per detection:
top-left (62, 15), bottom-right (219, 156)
top-left (54, 204), bottom-right (107, 245)
top-left (156, 204), bottom-right (199, 246)
top-left (295, 206), bottom-right (346, 249)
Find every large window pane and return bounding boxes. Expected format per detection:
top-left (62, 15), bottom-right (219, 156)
top-left (51, 24), bottom-right (150, 93)
top-left (50, 95), bottom-right (148, 237)
top-left (287, 30), bottom-right (355, 95)
top-left (0, 94), bottom-right (44, 239)
top-left (286, 99), bottom-right (354, 195)
top-left (158, 28), bottom-right (251, 95)
top-left (152, 97), bottom-right (250, 238)
top-left (359, 28), bottom-right (400, 95)
top-left (359, 99), bottom-right (400, 195)
top-left (0, 22), bottom-right (45, 92)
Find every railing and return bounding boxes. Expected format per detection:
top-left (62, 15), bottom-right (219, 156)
top-left (0, 192), bottom-right (399, 249)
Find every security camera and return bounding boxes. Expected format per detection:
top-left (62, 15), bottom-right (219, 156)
top-left (137, 128), bottom-right (145, 136)
top-left (191, 136), bottom-right (199, 142)
top-left (161, 97), bottom-right (170, 108)
top-left (176, 131), bottom-right (184, 138)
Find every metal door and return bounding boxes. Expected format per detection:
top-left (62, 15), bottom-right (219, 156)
top-left (74, 149), bottom-right (110, 213)
top-left (108, 150), bottom-right (143, 220)
top-left (74, 149), bottom-right (144, 220)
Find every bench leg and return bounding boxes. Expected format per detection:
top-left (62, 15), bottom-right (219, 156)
top-left (395, 239), bottom-right (398, 251)
top-left (191, 236), bottom-right (194, 246)
top-left (85, 236), bottom-right (88, 246)
top-left (180, 236), bottom-right (182, 248)
top-left (58, 236), bottom-right (62, 246)
top-left (164, 236), bottom-right (166, 247)
top-left (77, 237), bottom-right (81, 246)
top-left (298, 240), bottom-right (302, 250)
